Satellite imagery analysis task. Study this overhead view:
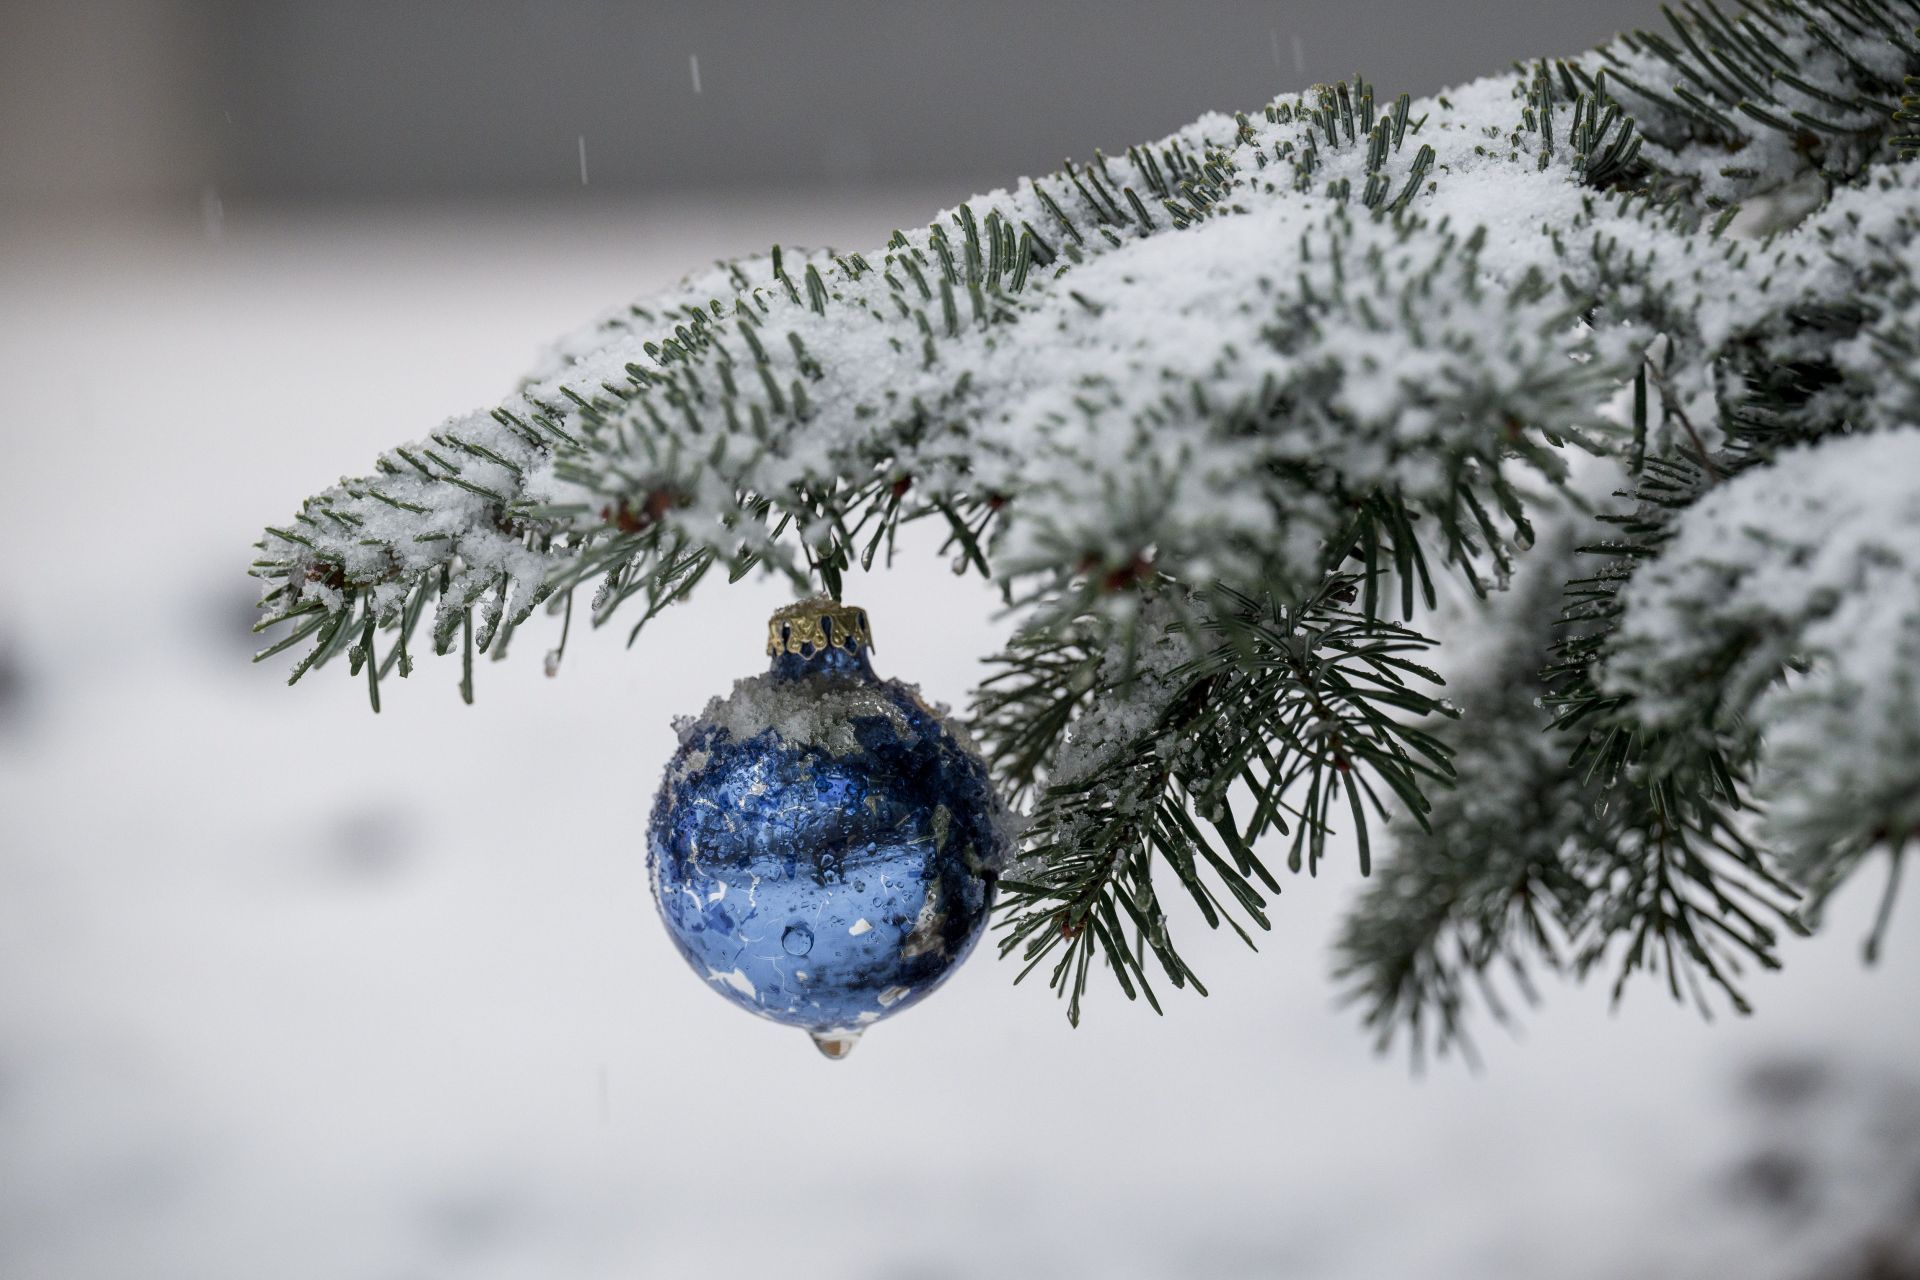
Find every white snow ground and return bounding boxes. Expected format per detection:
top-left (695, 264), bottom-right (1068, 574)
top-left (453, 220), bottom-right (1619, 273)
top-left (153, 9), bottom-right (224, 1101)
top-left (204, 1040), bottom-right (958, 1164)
top-left (1, 195), bottom-right (1916, 1280)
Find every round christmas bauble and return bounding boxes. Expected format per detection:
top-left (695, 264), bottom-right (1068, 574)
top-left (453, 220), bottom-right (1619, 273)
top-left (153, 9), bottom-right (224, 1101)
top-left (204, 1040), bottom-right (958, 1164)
top-left (647, 598), bottom-right (1007, 1058)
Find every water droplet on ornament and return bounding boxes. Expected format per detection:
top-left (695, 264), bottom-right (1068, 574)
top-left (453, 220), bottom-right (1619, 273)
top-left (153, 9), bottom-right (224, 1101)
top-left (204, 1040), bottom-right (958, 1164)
top-left (810, 1029), bottom-right (862, 1060)
top-left (781, 923), bottom-right (814, 955)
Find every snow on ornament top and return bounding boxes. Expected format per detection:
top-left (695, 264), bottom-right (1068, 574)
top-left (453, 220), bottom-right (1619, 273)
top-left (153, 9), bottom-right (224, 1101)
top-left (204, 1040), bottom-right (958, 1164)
top-left (647, 598), bottom-right (1007, 1058)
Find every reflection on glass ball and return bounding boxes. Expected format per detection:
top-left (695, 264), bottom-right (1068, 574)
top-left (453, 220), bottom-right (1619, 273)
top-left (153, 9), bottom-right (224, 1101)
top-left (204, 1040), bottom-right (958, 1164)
top-left (648, 602), bottom-right (1006, 1058)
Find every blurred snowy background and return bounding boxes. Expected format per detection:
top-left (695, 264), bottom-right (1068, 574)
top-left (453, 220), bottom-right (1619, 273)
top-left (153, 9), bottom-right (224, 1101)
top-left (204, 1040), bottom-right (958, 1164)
top-left (2, 2), bottom-right (1918, 1278)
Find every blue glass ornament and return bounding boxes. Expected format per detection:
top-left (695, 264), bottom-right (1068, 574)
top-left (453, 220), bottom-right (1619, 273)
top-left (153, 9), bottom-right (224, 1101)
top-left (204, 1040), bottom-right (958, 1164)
top-left (648, 599), bottom-right (1006, 1058)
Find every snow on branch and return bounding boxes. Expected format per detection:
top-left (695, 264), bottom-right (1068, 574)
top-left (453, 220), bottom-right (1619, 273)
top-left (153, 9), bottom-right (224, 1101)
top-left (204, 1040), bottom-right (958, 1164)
top-left (1604, 429), bottom-right (1920, 931)
top-left (256, 69), bottom-right (1649, 697)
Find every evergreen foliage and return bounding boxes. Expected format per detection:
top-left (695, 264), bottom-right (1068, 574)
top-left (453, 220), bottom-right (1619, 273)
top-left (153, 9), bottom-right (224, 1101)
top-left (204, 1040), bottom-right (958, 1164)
top-left (254, 0), bottom-right (1920, 1053)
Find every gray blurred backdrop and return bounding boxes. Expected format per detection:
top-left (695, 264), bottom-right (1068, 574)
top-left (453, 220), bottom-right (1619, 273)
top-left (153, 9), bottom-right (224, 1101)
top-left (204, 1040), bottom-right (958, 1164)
top-left (7, 4), bottom-right (1920, 1280)
top-left (8, 0), bottom-right (1657, 212)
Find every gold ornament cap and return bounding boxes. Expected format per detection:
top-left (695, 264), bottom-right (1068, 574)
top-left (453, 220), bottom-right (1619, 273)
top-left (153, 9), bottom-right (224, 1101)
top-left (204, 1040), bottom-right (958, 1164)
top-left (766, 596), bottom-right (875, 658)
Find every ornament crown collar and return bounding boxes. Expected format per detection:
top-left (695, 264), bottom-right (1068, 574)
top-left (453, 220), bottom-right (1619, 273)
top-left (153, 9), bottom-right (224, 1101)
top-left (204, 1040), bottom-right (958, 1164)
top-left (766, 597), bottom-right (875, 659)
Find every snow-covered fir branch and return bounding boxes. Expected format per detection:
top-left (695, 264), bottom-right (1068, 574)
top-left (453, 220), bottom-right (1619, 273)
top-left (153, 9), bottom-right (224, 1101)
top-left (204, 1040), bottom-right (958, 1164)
top-left (1604, 430), bottom-right (1920, 928)
top-left (1336, 529), bottom-right (1804, 1064)
top-left (255, 0), bottom-right (1920, 1047)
